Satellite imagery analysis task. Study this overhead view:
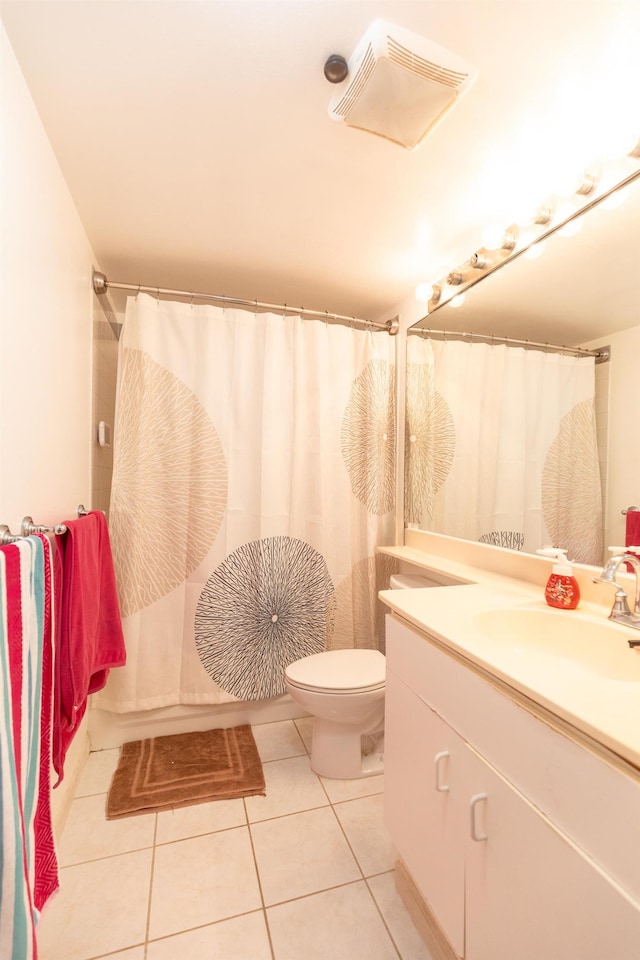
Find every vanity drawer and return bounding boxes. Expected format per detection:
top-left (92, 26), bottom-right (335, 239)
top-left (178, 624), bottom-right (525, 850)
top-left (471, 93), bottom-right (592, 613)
top-left (386, 613), bottom-right (640, 906)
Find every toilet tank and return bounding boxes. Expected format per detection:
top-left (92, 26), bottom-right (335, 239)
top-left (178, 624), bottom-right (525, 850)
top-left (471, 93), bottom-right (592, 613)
top-left (390, 573), bottom-right (443, 589)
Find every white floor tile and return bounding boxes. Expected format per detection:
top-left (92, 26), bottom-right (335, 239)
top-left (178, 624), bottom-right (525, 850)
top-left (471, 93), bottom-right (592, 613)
top-left (156, 797), bottom-right (246, 845)
top-left (147, 911), bottom-right (272, 960)
top-left (267, 881), bottom-right (399, 960)
top-left (368, 872), bottom-right (434, 960)
top-left (334, 794), bottom-right (396, 877)
top-left (74, 747), bottom-right (121, 797)
top-left (293, 716), bottom-right (313, 752)
top-left (251, 806), bottom-right (360, 906)
top-left (37, 849), bottom-right (152, 960)
top-left (98, 950), bottom-right (146, 960)
top-left (148, 826), bottom-right (262, 940)
top-left (320, 772), bottom-right (384, 804)
top-left (245, 755), bottom-right (328, 823)
top-left (58, 794), bottom-right (156, 866)
top-left (251, 719), bottom-right (306, 762)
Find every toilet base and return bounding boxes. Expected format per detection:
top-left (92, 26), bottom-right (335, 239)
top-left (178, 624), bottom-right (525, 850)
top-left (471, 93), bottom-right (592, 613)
top-left (309, 717), bottom-right (384, 780)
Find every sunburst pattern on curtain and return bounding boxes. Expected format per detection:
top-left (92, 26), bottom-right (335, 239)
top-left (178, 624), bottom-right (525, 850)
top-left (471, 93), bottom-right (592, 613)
top-left (478, 531), bottom-right (525, 550)
top-left (110, 347), bottom-right (227, 617)
top-left (404, 360), bottom-right (455, 525)
top-left (194, 536), bottom-right (335, 699)
top-left (542, 398), bottom-right (603, 564)
top-left (329, 552), bottom-right (398, 654)
top-left (341, 359), bottom-right (396, 515)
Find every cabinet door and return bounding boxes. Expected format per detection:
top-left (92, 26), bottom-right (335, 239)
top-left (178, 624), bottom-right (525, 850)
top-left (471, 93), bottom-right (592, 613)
top-left (384, 669), bottom-right (465, 956)
top-left (464, 746), bottom-right (640, 960)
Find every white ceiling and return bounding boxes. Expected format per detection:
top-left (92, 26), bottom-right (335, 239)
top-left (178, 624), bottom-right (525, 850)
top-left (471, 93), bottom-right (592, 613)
top-left (2, 0), bottom-right (640, 323)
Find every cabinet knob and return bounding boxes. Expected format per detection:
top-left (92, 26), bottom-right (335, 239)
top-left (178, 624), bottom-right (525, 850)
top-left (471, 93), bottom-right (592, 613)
top-left (470, 793), bottom-right (488, 841)
top-left (434, 751), bottom-right (450, 792)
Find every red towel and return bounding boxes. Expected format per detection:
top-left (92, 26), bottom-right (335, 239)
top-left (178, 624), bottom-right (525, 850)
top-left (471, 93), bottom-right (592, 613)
top-left (624, 509), bottom-right (640, 572)
top-left (53, 511), bottom-right (126, 782)
top-left (625, 509), bottom-right (640, 551)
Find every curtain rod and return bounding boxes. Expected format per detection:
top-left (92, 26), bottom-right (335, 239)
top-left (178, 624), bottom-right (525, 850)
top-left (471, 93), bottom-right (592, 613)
top-left (92, 270), bottom-right (399, 335)
top-left (411, 327), bottom-right (609, 362)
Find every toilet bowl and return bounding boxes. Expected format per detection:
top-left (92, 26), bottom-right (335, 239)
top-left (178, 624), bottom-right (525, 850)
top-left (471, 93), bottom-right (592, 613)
top-left (285, 649), bottom-right (386, 779)
top-left (285, 572), bottom-right (434, 779)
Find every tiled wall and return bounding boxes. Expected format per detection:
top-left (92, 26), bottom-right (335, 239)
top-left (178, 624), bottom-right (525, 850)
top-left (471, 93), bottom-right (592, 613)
top-left (91, 296), bottom-right (120, 516)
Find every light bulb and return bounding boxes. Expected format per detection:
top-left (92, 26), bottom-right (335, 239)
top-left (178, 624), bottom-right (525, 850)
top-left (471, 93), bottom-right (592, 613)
top-left (415, 282), bottom-right (434, 303)
top-left (449, 294), bottom-right (465, 309)
top-left (554, 168), bottom-right (583, 197)
top-left (557, 217), bottom-right (583, 238)
top-left (601, 187), bottom-right (628, 210)
top-left (513, 195), bottom-right (546, 226)
top-left (524, 241), bottom-right (545, 260)
top-left (481, 224), bottom-right (507, 250)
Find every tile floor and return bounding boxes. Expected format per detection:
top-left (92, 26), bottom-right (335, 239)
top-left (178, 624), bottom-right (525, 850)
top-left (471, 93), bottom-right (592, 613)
top-left (38, 718), bottom-right (433, 960)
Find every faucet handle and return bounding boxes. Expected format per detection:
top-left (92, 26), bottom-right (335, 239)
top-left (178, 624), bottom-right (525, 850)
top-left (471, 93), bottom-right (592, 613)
top-left (610, 589), bottom-right (632, 617)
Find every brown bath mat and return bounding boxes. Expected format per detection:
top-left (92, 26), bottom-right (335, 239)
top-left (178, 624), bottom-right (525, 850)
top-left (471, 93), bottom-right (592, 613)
top-left (106, 724), bottom-right (265, 819)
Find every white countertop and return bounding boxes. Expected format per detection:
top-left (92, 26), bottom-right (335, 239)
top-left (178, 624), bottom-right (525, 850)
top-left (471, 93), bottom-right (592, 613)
top-left (379, 552), bottom-right (640, 772)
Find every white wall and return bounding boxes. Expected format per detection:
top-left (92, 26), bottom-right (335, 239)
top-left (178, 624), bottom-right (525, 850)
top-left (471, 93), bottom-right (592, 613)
top-left (1, 24), bottom-right (94, 529)
top-left (1, 23), bottom-right (97, 831)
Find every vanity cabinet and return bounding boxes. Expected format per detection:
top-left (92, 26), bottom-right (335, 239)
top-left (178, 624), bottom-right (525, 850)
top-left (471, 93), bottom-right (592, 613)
top-left (384, 615), bottom-right (640, 960)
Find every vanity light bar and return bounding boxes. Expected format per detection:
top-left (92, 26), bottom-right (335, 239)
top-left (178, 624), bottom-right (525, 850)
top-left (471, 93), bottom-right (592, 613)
top-left (422, 161), bottom-right (640, 316)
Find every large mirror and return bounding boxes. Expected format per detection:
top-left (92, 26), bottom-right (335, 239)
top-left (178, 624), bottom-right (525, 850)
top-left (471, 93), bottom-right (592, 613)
top-left (405, 166), bottom-right (640, 563)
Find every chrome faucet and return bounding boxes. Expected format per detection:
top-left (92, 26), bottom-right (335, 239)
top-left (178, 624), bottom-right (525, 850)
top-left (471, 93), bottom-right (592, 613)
top-left (592, 553), bottom-right (640, 644)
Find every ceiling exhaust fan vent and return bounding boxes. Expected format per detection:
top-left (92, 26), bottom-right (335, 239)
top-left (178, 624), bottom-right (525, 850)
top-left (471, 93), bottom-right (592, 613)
top-left (328, 20), bottom-right (478, 150)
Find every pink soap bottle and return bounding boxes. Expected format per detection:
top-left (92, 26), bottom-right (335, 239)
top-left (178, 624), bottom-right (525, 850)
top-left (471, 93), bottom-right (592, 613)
top-left (540, 549), bottom-right (580, 610)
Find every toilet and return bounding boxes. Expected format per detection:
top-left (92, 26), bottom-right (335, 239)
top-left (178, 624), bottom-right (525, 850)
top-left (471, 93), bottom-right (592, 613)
top-left (284, 572), bottom-right (433, 779)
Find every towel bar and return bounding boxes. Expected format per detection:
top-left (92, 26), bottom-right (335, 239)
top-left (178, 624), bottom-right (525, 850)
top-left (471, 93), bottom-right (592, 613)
top-left (1, 505), bottom-right (90, 544)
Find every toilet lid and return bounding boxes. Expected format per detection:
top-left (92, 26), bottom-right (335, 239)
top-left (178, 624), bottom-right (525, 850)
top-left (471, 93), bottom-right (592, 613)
top-left (285, 649), bottom-right (386, 694)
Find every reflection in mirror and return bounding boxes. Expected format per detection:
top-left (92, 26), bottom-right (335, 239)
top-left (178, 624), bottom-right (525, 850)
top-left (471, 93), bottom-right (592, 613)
top-left (406, 166), bottom-right (640, 564)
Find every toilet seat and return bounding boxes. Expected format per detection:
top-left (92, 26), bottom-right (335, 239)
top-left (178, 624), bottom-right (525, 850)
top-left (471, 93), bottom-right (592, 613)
top-left (285, 649), bottom-right (386, 695)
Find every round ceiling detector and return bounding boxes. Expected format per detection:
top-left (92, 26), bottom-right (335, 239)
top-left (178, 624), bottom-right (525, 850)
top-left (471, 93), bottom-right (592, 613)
top-left (324, 54), bottom-right (348, 84)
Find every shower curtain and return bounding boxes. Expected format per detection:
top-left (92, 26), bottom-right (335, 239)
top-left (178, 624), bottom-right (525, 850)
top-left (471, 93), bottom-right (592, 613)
top-left (96, 294), bottom-right (396, 712)
top-left (405, 336), bottom-right (603, 564)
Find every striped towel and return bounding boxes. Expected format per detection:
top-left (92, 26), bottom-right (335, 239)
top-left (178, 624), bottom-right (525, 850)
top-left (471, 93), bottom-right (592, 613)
top-left (0, 536), bottom-right (59, 959)
top-left (33, 534), bottom-right (59, 914)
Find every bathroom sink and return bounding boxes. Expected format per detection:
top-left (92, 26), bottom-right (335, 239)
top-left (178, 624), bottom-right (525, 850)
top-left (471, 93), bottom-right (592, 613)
top-left (473, 606), bottom-right (640, 681)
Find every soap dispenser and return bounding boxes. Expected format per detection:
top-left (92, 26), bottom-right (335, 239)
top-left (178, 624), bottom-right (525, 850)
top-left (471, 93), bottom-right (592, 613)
top-left (538, 548), bottom-right (580, 609)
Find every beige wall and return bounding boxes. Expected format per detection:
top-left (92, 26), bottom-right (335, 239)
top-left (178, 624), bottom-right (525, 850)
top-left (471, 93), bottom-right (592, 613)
top-left (1, 23), bottom-right (98, 831)
top-left (1, 24), bottom-right (94, 530)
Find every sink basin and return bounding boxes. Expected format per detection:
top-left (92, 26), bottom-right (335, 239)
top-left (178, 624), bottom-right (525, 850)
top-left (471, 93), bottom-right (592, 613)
top-left (473, 606), bottom-right (640, 681)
